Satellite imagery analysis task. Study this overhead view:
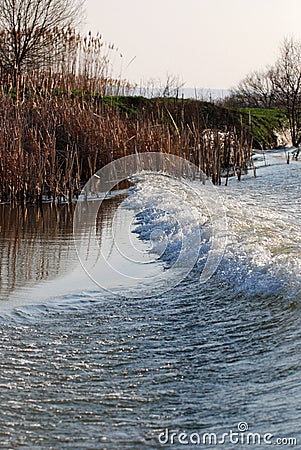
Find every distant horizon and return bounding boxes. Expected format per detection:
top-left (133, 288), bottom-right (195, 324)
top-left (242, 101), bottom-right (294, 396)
top-left (130, 86), bottom-right (231, 100)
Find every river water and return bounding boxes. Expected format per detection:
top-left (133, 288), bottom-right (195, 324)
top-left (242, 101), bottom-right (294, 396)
top-left (0, 150), bottom-right (300, 449)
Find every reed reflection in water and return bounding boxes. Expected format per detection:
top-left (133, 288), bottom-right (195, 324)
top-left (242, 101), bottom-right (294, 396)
top-left (0, 198), bottom-right (122, 302)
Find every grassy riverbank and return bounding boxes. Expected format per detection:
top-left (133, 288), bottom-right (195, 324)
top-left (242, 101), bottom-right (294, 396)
top-left (110, 99), bottom-right (288, 149)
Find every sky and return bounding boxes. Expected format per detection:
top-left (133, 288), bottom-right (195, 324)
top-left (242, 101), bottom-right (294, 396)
top-left (83, 0), bottom-right (301, 90)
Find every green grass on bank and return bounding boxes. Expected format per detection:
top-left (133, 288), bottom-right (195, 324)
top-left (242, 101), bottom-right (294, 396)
top-left (237, 107), bottom-right (288, 149)
top-left (96, 96), bottom-right (288, 149)
top-left (3, 86), bottom-right (288, 149)
top-left (101, 98), bottom-right (288, 149)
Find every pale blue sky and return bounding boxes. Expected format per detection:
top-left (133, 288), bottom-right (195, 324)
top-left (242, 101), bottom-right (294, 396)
top-left (84, 0), bottom-right (301, 89)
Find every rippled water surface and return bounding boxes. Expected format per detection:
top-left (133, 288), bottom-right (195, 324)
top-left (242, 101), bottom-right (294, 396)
top-left (0, 151), bottom-right (301, 449)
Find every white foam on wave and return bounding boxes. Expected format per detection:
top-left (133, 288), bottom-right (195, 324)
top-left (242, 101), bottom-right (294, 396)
top-left (123, 161), bottom-right (301, 300)
top-left (222, 194), bottom-right (301, 299)
top-left (123, 173), bottom-right (209, 268)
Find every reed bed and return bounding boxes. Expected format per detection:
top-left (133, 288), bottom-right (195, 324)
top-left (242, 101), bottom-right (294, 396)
top-left (0, 31), bottom-right (252, 203)
top-left (0, 92), bottom-right (253, 203)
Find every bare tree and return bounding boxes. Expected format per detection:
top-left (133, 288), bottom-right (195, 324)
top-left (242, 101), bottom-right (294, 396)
top-left (161, 73), bottom-right (184, 98)
top-left (231, 37), bottom-right (301, 147)
top-left (0, 0), bottom-right (85, 85)
top-left (230, 68), bottom-right (275, 108)
top-left (272, 38), bottom-right (301, 147)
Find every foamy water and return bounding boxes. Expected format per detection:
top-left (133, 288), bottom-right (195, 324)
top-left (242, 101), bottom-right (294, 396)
top-left (120, 152), bottom-right (301, 301)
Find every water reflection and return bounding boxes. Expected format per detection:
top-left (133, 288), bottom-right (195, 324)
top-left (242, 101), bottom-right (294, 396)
top-left (0, 199), bottom-right (122, 301)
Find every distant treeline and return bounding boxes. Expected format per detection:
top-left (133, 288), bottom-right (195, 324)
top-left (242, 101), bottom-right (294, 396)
top-left (226, 38), bottom-right (301, 148)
